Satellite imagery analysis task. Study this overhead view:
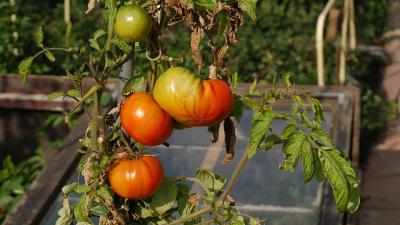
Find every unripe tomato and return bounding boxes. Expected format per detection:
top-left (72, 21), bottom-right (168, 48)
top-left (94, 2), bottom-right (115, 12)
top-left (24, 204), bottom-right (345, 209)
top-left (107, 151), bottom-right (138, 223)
top-left (108, 155), bottom-right (164, 200)
top-left (114, 5), bottom-right (152, 42)
top-left (120, 92), bottom-right (173, 146)
top-left (153, 67), bottom-right (234, 126)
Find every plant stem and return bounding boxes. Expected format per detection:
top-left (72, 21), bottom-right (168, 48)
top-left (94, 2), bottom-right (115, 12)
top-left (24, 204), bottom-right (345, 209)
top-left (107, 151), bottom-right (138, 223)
top-left (218, 148), bottom-right (250, 203)
top-left (167, 148), bottom-right (251, 224)
top-left (166, 207), bottom-right (213, 225)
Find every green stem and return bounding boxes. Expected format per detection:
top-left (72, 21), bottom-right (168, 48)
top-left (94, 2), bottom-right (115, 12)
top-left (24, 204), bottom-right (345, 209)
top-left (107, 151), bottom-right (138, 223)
top-left (167, 148), bottom-right (252, 225)
top-left (166, 207), bottom-right (213, 225)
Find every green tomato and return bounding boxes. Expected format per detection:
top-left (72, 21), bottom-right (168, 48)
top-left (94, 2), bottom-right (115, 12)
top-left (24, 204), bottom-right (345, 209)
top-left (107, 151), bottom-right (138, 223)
top-left (114, 5), bottom-right (152, 42)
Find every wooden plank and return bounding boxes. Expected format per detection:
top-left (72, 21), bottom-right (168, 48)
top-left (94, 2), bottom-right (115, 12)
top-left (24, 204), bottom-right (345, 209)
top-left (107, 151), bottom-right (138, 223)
top-left (2, 115), bottom-right (88, 225)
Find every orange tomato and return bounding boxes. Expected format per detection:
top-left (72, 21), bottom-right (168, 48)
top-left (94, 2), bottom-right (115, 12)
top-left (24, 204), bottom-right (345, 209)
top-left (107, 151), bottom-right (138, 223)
top-left (108, 155), bottom-right (164, 200)
top-left (120, 92), bottom-right (173, 146)
top-left (153, 67), bottom-right (233, 126)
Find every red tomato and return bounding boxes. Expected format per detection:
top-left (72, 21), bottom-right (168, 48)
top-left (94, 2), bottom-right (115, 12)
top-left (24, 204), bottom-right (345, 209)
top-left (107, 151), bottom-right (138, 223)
top-left (153, 67), bottom-right (233, 126)
top-left (120, 92), bottom-right (173, 146)
top-left (108, 155), bottom-right (164, 200)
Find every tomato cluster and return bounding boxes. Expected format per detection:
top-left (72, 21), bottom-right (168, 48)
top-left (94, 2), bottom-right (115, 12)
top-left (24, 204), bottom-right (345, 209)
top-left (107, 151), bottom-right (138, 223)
top-left (110, 5), bottom-right (233, 200)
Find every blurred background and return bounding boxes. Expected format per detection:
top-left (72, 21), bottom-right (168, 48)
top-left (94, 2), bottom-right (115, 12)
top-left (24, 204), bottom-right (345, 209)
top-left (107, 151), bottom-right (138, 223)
top-left (0, 0), bottom-right (399, 225)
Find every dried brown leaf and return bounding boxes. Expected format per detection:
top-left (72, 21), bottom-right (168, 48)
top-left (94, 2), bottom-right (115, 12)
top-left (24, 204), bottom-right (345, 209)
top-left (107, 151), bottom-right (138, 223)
top-left (222, 117), bottom-right (236, 164)
top-left (207, 123), bottom-right (220, 143)
top-left (191, 25), bottom-right (204, 72)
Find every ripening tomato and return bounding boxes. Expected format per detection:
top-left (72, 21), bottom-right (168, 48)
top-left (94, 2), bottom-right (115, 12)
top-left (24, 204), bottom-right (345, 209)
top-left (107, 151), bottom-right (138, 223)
top-left (114, 5), bottom-right (152, 42)
top-left (108, 155), bottom-right (164, 200)
top-left (120, 92), bottom-right (173, 146)
top-left (153, 67), bottom-right (234, 126)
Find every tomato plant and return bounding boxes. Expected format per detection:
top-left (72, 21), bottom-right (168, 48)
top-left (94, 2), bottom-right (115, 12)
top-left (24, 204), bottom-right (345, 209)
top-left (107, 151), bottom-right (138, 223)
top-left (19, 0), bottom-right (361, 224)
top-left (153, 67), bottom-right (234, 126)
top-left (114, 4), bottom-right (152, 42)
top-left (108, 155), bottom-right (164, 200)
top-left (120, 92), bottom-right (173, 146)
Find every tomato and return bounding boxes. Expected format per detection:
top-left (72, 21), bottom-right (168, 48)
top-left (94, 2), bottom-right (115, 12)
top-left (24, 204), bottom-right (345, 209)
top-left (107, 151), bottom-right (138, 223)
top-left (120, 92), bottom-right (173, 146)
top-left (153, 67), bottom-right (233, 126)
top-left (114, 5), bottom-right (152, 42)
top-left (108, 155), bottom-right (164, 200)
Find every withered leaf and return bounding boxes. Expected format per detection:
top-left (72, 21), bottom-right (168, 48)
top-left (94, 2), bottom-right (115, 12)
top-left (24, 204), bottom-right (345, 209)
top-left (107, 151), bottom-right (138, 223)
top-left (191, 25), bottom-right (204, 72)
top-left (222, 117), bottom-right (236, 164)
top-left (207, 123), bottom-right (220, 143)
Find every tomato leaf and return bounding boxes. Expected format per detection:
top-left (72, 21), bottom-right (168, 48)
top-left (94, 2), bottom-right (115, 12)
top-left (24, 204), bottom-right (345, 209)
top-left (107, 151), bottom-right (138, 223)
top-left (150, 178), bottom-right (177, 215)
top-left (241, 97), bottom-right (262, 112)
top-left (308, 97), bottom-right (325, 125)
top-left (121, 75), bottom-right (144, 96)
top-left (109, 38), bottom-right (131, 54)
top-left (90, 202), bottom-right (109, 216)
top-left (263, 134), bottom-right (282, 151)
top-left (48, 92), bottom-right (65, 100)
top-left (193, 0), bottom-right (216, 9)
top-left (196, 169), bottom-right (226, 193)
top-left (67, 89), bottom-right (81, 98)
top-left (18, 56), bottom-right (34, 83)
top-left (61, 182), bottom-right (78, 195)
top-left (73, 195), bottom-right (93, 224)
top-left (238, 0), bottom-right (257, 21)
top-left (280, 132), bottom-right (310, 172)
top-left (283, 72), bottom-right (292, 89)
top-left (317, 148), bottom-right (360, 212)
top-left (74, 184), bottom-right (91, 193)
top-left (281, 124), bottom-right (297, 139)
top-left (231, 95), bottom-right (244, 123)
top-left (33, 26), bottom-right (44, 48)
top-left (248, 110), bottom-right (276, 159)
top-left (97, 187), bottom-right (113, 201)
top-left (45, 49), bottom-right (56, 62)
top-left (301, 140), bottom-right (315, 182)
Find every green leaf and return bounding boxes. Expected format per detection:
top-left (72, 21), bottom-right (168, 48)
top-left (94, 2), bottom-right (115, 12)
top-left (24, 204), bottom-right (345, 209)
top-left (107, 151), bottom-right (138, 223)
top-left (93, 29), bottom-right (107, 40)
top-left (301, 142), bottom-right (315, 182)
top-left (74, 184), bottom-right (91, 194)
top-left (89, 39), bottom-right (101, 51)
top-left (263, 134), bottom-right (282, 151)
top-left (48, 92), bottom-right (64, 100)
top-left (137, 206), bottom-right (155, 218)
top-left (241, 97), bottom-right (262, 111)
top-left (231, 95), bottom-right (244, 123)
top-left (231, 72), bottom-right (238, 91)
top-left (283, 72), bottom-right (292, 88)
top-left (318, 149), bottom-right (351, 212)
top-left (62, 183), bottom-right (78, 195)
top-left (67, 89), bottom-right (81, 98)
top-left (110, 38), bottom-right (132, 54)
top-left (150, 178), bottom-right (177, 215)
top-left (121, 75), bottom-right (144, 95)
top-left (238, 0), bottom-right (258, 21)
top-left (18, 57), bottom-right (34, 83)
top-left (33, 26), bottom-right (44, 48)
top-left (308, 97), bottom-right (325, 124)
top-left (311, 128), bottom-right (334, 148)
top-left (248, 110), bottom-right (276, 159)
top-left (194, 0), bottom-right (216, 9)
top-left (314, 151), bottom-right (324, 182)
top-left (196, 169), bottom-right (226, 192)
top-left (98, 187), bottom-right (113, 201)
top-left (282, 124), bottom-right (297, 139)
top-left (45, 50), bottom-right (56, 62)
top-left (90, 202), bottom-right (109, 216)
top-left (65, 22), bottom-right (72, 47)
top-left (248, 78), bottom-right (257, 95)
top-left (280, 132), bottom-right (310, 172)
top-left (347, 176), bottom-right (361, 213)
top-left (73, 195), bottom-right (93, 224)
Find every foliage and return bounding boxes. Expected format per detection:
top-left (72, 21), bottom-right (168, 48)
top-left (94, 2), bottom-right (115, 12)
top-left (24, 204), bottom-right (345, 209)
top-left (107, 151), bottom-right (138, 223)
top-left (0, 148), bottom-right (45, 223)
top-left (19, 0), bottom-right (360, 224)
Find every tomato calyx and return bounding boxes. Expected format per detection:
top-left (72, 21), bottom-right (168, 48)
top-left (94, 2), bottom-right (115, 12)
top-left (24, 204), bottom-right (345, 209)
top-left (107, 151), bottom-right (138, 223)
top-left (110, 147), bottom-right (144, 161)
